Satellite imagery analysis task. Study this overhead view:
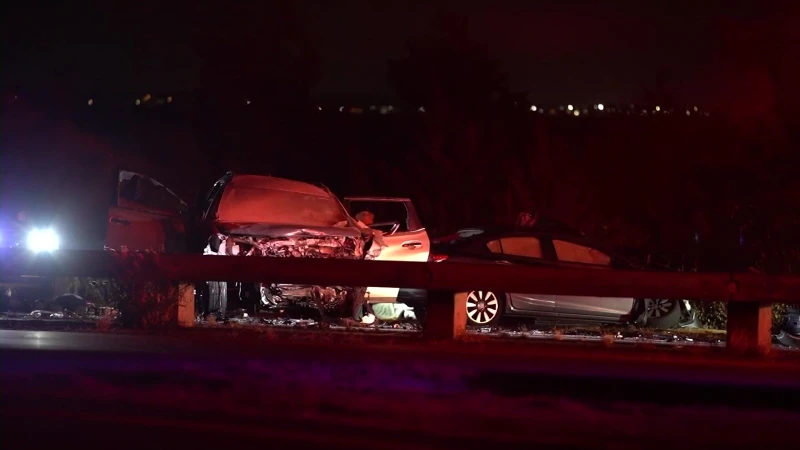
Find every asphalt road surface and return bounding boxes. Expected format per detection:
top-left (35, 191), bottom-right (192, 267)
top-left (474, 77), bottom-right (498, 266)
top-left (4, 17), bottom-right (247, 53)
top-left (2, 329), bottom-right (800, 450)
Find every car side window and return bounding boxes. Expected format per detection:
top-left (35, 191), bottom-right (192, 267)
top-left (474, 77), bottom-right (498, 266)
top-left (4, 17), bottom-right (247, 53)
top-left (119, 173), bottom-right (186, 215)
top-left (347, 200), bottom-right (411, 232)
top-left (553, 240), bottom-right (611, 266)
top-left (486, 237), bottom-right (544, 259)
top-left (486, 239), bottom-right (502, 253)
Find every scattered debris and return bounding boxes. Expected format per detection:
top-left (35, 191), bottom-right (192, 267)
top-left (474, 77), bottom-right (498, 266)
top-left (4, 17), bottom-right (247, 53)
top-left (361, 313), bottom-right (376, 324)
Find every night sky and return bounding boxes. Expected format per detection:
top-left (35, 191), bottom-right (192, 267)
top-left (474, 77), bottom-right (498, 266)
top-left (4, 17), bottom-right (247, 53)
top-left (2, 0), bottom-right (795, 106)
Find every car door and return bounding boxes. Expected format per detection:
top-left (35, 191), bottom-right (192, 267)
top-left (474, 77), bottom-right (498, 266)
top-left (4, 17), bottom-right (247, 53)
top-left (343, 197), bottom-right (430, 303)
top-left (487, 235), bottom-right (556, 314)
top-left (551, 238), bottom-right (634, 320)
top-left (105, 170), bottom-right (189, 253)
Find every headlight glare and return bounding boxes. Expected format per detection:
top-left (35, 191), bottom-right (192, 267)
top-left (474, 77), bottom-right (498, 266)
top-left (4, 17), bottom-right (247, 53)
top-left (26, 228), bottom-right (60, 253)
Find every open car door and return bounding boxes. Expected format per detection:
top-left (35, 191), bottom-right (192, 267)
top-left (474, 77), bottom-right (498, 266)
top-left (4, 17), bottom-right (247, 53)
top-left (343, 197), bottom-right (430, 303)
top-left (105, 170), bottom-right (189, 253)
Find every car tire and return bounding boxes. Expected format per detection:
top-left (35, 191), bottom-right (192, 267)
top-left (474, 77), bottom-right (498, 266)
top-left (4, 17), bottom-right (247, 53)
top-left (207, 281), bottom-right (228, 319)
top-left (238, 282), bottom-right (261, 313)
top-left (465, 290), bottom-right (504, 327)
top-left (642, 298), bottom-right (681, 329)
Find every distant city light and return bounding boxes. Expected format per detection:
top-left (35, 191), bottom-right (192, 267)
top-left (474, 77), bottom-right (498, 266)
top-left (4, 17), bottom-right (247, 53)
top-left (135, 99), bottom-right (141, 106)
top-left (567, 104), bottom-right (574, 111)
top-left (655, 105), bottom-right (661, 112)
top-left (87, 99), bottom-right (93, 106)
top-left (143, 93), bottom-right (152, 102)
top-left (686, 110), bottom-right (691, 116)
top-left (418, 106), bottom-right (426, 113)
top-left (317, 106), bottom-right (322, 111)
top-left (530, 105), bottom-right (537, 112)
top-left (167, 96), bottom-right (173, 103)
top-left (339, 106), bottom-right (344, 112)
top-left (573, 110), bottom-right (580, 117)
top-left (597, 103), bottom-right (604, 111)
top-left (693, 106), bottom-right (698, 112)
top-left (246, 99), bottom-right (251, 105)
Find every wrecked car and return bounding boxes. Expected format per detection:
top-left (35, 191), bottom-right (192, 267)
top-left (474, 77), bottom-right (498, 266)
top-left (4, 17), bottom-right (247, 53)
top-left (430, 224), bottom-right (698, 329)
top-left (105, 170), bottom-right (430, 320)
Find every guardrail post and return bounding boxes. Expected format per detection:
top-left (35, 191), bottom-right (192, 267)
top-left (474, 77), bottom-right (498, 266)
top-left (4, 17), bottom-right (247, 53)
top-left (177, 283), bottom-right (195, 327)
top-left (726, 301), bottom-right (772, 355)
top-left (422, 291), bottom-right (467, 340)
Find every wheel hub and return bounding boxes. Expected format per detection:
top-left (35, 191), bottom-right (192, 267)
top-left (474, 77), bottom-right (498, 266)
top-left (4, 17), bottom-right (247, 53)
top-left (646, 299), bottom-right (673, 317)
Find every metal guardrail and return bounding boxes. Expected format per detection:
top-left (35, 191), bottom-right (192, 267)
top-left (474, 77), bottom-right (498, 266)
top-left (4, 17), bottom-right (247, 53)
top-left (2, 248), bottom-right (795, 354)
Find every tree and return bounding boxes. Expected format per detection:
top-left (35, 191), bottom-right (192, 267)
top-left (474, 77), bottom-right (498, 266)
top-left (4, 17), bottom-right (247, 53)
top-left (190, 1), bottom-right (321, 110)
top-left (388, 8), bottom-right (510, 117)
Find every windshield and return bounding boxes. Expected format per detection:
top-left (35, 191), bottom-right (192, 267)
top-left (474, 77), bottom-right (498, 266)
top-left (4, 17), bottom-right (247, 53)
top-left (215, 185), bottom-right (348, 227)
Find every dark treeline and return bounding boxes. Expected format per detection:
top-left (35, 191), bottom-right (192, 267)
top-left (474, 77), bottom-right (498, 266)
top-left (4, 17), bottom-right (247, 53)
top-left (3, 92), bottom-right (800, 274)
top-left (2, 3), bottom-right (800, 272)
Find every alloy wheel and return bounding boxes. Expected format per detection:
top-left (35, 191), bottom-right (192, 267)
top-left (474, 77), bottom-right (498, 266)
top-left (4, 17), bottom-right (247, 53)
top-left (466, 290), bottom-right (500, 324)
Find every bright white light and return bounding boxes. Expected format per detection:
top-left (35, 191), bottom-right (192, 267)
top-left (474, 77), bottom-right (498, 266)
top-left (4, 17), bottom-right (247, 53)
top-left (567, 104), bottom-right (574, 111)
top-left (655, 105), bottom-right (661, 112)
top-left (27, 228), bottom-right (60, 253)
top-left (573, 110), bottom-right (580, 117)
top-left (87, 99), bottom-right (94, 106)
top-left (693, 106), bottom-right (698, 112)
top-left (530, 105), bottom-right (537, 112)
top-left (597, 103), bottom-right (604, 111)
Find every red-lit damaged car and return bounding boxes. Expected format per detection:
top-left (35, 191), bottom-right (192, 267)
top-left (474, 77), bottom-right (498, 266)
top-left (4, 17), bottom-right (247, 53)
top-left (104, 170), bottom-right (430, 320)
top-left (430, 221), bottom-right (699, 329)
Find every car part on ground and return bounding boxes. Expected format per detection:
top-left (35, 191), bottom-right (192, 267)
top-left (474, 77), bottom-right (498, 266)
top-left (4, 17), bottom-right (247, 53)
top-left (775, 313), bottom-right (800, 348)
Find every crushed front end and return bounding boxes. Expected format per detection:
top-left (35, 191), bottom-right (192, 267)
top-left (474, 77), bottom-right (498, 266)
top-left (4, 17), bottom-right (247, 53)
top-left (205, 225), bottom-right (382, 313)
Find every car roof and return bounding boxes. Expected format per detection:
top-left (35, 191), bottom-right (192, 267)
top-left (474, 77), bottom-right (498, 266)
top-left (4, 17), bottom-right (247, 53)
top-left (432, 225), bottom-right (642, 267)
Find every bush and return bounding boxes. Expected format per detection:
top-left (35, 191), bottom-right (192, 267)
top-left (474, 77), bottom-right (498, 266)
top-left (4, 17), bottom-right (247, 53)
top-left (692, 301), bottom-right (798, 330)
top-left (64, 277), bottom-right (128, 308)
top-left (117, 282), bottom-right (193, 329)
